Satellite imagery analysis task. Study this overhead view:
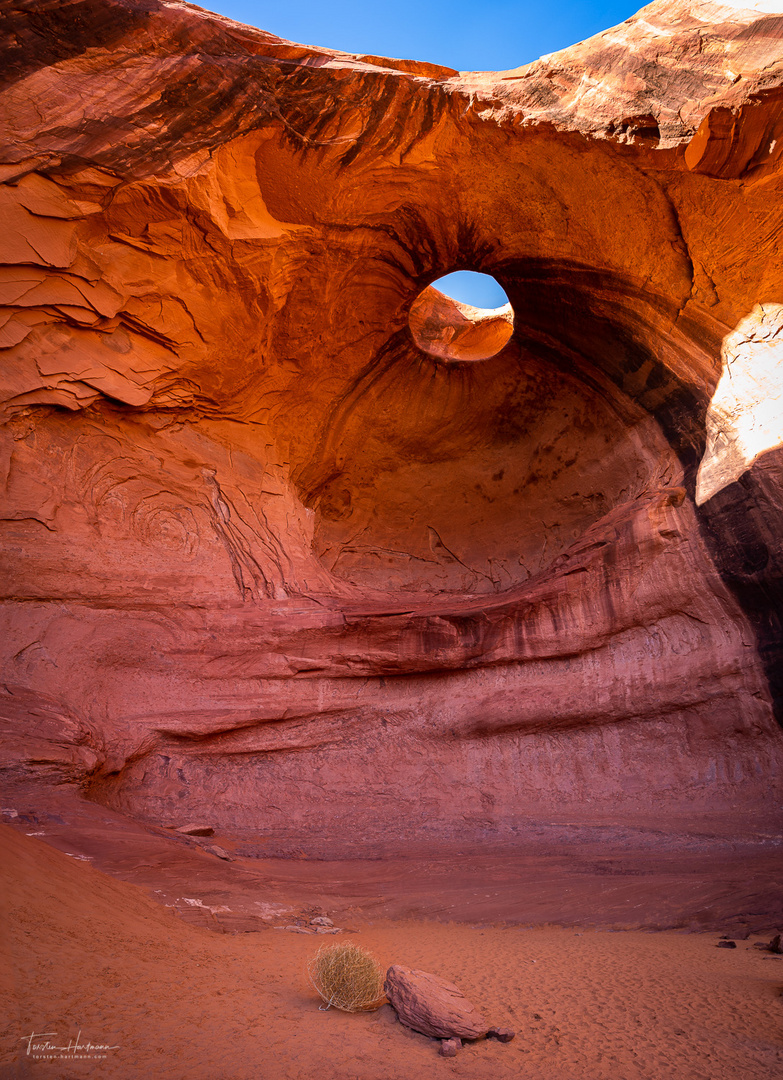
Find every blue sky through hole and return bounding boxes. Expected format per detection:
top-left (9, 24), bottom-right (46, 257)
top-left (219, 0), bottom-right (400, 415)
top-left (203, 1), bottom-right (642, 71)
top-left (432, 272), bottom-right (509, 309)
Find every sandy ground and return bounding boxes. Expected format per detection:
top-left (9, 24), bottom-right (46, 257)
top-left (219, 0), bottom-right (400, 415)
top-left (4, 788), bottom-right (782, 934)
top-left (2, 826), bottom-right (783, 1080)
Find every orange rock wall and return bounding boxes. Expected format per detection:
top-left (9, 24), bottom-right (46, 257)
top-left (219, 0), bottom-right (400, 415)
top-left (1, 0), bottom-right (782, 847)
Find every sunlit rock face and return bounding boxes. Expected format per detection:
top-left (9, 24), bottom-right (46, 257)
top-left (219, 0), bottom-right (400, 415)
top-left (1, 0), bottom-right (782, 848)
top-left (697, 304), bottom-right (783, 506)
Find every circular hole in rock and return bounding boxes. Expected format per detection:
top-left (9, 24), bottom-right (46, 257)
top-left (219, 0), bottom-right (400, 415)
top-left (409, 271), bottom-right (514, 362)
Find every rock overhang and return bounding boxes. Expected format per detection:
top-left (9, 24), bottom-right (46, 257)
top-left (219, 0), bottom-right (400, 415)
top-left (0, 0), bottom-right (782, 847)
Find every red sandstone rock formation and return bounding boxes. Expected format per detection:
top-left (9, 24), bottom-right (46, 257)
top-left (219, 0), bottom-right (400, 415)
top-left (384, 965), bottom-right (491, 1041)
top-left (0, 0), bottom-right (781, 848)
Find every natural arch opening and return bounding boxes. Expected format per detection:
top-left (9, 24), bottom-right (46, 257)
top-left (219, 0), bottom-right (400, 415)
top-left (409, 271), bottom-right (514, 361)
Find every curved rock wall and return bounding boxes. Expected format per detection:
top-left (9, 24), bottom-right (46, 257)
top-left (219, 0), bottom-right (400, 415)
top-left (1, 0), bottom-right (782, 848)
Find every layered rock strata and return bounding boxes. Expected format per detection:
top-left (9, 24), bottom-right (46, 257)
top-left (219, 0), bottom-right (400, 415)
top-left (1, 0), bottom-right (782, 848)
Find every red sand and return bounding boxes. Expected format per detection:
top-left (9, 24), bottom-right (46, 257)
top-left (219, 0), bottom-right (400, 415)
top-left (3, 826), bottom-right (783, 1080)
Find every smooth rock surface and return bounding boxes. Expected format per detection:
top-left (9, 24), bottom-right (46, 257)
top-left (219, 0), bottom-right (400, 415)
top-left (0, 0), bottom-right (781, 848)
top-left (384, 965), bottom-right (490, 1040)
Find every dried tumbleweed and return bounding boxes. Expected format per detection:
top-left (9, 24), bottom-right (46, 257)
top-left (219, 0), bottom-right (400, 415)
top-left (307, 942), bottom-right (386, 1012)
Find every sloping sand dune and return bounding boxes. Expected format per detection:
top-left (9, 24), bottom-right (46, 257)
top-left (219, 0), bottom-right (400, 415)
top-left (2, 826), bottom-right (782, 1079)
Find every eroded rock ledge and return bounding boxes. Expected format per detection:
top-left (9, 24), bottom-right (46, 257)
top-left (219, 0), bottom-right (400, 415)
top-left (0, 0), bottom-right (781, 848)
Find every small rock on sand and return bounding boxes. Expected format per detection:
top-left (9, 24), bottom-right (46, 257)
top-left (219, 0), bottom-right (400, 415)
top-left (175, 824), bottom-right (215, 836)
top-left (204, 844), bottom-right (233, 860)
top-left (755, 934), bottom-right (783, 954)
top-left (488, 1027), bottom-right (516, 1042)
top-left (440, 1038), bottom-right (461, 1057)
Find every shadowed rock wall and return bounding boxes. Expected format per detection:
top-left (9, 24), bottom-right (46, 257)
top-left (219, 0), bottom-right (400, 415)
top-left (1, 0), bottom-right (782, 848)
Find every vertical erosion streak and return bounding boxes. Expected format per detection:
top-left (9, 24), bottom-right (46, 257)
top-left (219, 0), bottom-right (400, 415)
top-left (202, 468), bottom-right (292, 601)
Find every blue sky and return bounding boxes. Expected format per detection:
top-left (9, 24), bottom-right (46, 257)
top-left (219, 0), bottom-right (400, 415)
top-left (205, 1), bottom-right (642, 72)
top-left (433, 273), bottom-right (510, 309)
top-left (202, 1), bottom-right (642, 307)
